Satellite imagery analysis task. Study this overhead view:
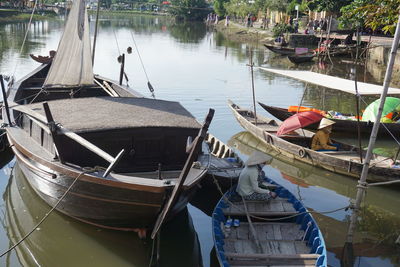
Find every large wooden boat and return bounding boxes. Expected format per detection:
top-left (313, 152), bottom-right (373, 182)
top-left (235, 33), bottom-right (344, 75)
top-left (264, 44), bottom-right (295, 56)
top-left (258, 102), bottom-right (400, 137)
top-left (2, 0), bottom-right (213, 232)
top-left (228, 100), bottom-right (400, 182)
top-left (212, 180), bottom-right (327, 266)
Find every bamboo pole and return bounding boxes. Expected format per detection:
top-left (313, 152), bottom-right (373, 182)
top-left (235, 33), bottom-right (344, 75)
top-left (249, 49), bottom-right (257, 125)
top-left (91, 0), bottom-right (101, 65)
top-left (345, 13), bottom-right (400, 248)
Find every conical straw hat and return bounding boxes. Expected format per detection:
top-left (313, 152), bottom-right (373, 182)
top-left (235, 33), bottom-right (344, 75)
top-left (318, 118), bottom-right (335, 130)
top-left (245, 151), bottom-right (273, 166)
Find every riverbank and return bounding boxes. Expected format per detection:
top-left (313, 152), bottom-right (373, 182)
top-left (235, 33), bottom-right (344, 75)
top-left (0, 9), bottom-right (56, 23)
top-left (213, 20), bottom-right (274, 44)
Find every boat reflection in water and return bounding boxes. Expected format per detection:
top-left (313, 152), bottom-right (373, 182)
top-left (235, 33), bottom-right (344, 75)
top-left (2, 163), bottom-right (203, 267)
top-left (228, 131), bottom-right (400, 267)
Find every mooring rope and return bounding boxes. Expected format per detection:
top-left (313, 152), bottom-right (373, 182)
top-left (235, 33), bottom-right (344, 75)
top-left (0, 167), bottom-right (100, 257)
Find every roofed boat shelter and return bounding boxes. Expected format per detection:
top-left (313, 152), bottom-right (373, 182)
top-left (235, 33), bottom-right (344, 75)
top-left (27, 97), bottom-right (201, 133)
top-left (260, 67), bottom-right (400, 95)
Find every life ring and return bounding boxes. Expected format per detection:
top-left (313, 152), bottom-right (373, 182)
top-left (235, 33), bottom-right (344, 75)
top-left (298, 147), bottom-right (306, 158)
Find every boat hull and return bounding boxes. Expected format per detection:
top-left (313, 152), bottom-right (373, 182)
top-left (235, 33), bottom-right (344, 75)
top-left (15, 151), bottom-right (200, 230)
top-left (264, 44), bottom-right (295, 55)
top-left (287, 54), bottom-right (314, 64)
top-left (229, 101), bottom-right (399, 182)
top-left (259, 103), bottom-right (400, 138)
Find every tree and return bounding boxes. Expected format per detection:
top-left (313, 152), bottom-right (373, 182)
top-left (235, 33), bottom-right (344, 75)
top-left (339, 0), bottom-right (400, 34)
top-left (307, 0), bottom-right (352, 13)
top-left (168, 0), bottom-right (209, 20)
top-left (214, 0), bottom-right (229, 16)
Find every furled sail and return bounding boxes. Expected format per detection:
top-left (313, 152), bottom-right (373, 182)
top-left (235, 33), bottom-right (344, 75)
top-left (43, 0), bottom-right (94, 88)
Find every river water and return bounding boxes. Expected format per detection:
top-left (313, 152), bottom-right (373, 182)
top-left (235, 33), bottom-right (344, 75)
top-left (0, 14), bottom-right (399, 266)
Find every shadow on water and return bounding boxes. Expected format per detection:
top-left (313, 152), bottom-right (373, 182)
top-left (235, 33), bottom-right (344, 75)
top-left (227, 131), bottom-right (400, 267)
top-left (0, 163), bottom-right (203, 267)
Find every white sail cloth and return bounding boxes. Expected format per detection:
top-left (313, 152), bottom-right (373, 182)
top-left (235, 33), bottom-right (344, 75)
top-left (43, 0), bottom-right (94, 88)
top-left (260, 67), bottom-right (400, 95)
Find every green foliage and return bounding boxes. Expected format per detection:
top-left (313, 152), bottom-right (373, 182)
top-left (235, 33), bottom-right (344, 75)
top-left (340, 0), bottom-right (400, 34)
top-left (168, 0), bottom-right (209, 21)
top-left (214, 0), bottom-right (229, 16)
top-left (224, 0), bottom-right (256, 18)
top-left (272, 23), bottom-right (293, 37)
top-left (265, 0), bottom-right (289, 12)
top-left (307, 0), bottom-right (351, 12)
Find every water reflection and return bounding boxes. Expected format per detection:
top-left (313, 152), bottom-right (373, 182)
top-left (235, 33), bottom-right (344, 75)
top-left (1, 164), bottom-right (202, 267)
top-left (228, 131), bottom-right (400, 267)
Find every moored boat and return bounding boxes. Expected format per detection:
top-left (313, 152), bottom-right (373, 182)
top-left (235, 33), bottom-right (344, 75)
top-left (2, 0), bottom-right (214, 233)
top-left (288, 53), bottom-right (315, 64)
top-left (228, 100), bottom-right (400, 182)
top-left (258, 102), bottom-right (400, 137)
top-left (212, 179), bottom-right (327, 266)
top-left (264, 44), bottom-right (295, 56)
top-left (202, 134), bottom-right (244, 190)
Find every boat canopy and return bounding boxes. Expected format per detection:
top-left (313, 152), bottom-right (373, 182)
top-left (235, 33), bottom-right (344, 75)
top-left (26, 97), bottom-right (201, 132)
top-left (43, 0), bottom-right (94, 88)
top-left (260, 67), bottom-right (400, 95)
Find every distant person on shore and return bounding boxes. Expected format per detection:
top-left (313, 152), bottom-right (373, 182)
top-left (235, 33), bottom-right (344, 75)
top-left (246, 15), bottom-right (251, 27)
top-left (225, 15), bottom-right (230, 27)
top-left (311, 118), bottom-right (339, 151)
top-left (236, 151), bottom-right (277, 201)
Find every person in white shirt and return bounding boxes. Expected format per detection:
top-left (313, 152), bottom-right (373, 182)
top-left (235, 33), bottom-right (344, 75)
top-left (236, 151), bottom-right (277, 201)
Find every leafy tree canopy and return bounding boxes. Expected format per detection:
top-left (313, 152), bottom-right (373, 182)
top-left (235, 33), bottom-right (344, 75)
top-left (340, 0), bottom-right (400, 34)
top-left (307, 0), bottom-right (352, 12)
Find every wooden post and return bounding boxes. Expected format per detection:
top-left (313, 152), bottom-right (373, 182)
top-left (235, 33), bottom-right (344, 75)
top-left (0, 75), bottom-right (11, 125)
top-left (353, 28), bottom-right (363, 163)
top-left (43, 102), bottom-right (65, 162)
top-left (151, 108), bottom-right (215, 239)
top-left (344, 13), bottom-right (400, 257)
top-left (119, 53), bottom-right (125, 85)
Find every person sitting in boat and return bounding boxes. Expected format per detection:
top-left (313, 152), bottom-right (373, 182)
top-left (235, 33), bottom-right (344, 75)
top-left (344, 32), bottom-right (354, 46)
top-left (274, 35), bottom-right (287, 46)
top-left (236, 151), bottom-right (277, 201)
top-left (311, 118), bottom-right (339, 151)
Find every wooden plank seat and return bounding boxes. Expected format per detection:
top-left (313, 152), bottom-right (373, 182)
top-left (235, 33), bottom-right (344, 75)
top-left (227, 222), bottom-right (305, 241)
top-left (227, 251), bottom-right (319, 267)
top-left (223, 198), bottom-right (298, 217)
top-left (224, 239), bottom-right (311, 256)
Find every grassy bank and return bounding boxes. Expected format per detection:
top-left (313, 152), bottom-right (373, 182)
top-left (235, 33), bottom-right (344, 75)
top-left (0, 9), bottom-right (56, 23)
top-left (214, 21), bottom-right (273, 44)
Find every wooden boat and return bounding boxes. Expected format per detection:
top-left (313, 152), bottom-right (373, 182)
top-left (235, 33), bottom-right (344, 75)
top-left (258, 102), bottom-right (400, 137)
top-left (3, 164), bottom-right (203, 266)
top-left (264, 44), bottom-right (295, 56)
top-left (202, 134), bottom-right (244, 190)
top-left (288, 53), bottom-right (315, 64)
top-left (2, 0), bottom-right (213, 233)
top-left (212, 179), bottom-right (327, 266)
top-left (228, 100), bottom-right (400, 182)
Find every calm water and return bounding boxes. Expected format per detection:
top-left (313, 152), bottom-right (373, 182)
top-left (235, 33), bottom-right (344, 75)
top-left (0, 14), bottom-right (399, 266)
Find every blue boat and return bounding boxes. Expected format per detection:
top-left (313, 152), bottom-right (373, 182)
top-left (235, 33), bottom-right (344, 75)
top-left (212, 175), bottom-right (327, 267)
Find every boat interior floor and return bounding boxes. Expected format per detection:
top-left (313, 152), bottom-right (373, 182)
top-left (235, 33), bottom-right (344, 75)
top-left (222, 198), bottom-right (318, 266)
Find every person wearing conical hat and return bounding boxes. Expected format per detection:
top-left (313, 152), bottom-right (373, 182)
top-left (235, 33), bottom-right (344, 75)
top-left (236, 151), bottom-right (277, 201)
top-left (311, 118), bottom-right (339, 151)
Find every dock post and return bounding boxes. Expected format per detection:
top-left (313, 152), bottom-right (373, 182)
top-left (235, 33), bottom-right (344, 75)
top-left (0, 75), bottom-right (11, 125)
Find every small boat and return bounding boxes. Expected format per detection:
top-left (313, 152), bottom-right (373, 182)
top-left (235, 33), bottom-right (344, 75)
top-left (258, 102), bottom-right (400, 137)
top-left (264, 44), bottom-right (295, 56)
top-left (202, 134), bottom-right (244, 190)
top-left (212, 179), bottom-right (327, 266)
top-left (228, 100), bottom-right (400, 182)
top-left (288, 53), bottom-right (315, 64)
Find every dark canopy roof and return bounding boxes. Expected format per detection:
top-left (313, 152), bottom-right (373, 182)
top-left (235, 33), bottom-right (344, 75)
top-left (28, 97), bottom-right (201, 133)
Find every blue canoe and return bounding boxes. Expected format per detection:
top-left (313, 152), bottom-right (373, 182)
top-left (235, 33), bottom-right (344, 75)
top-left (212, 176), bottom-right (327, 267)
